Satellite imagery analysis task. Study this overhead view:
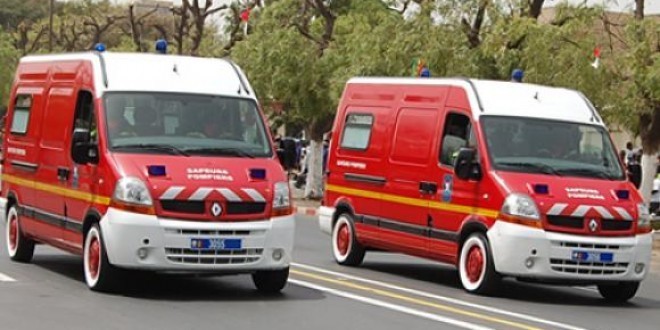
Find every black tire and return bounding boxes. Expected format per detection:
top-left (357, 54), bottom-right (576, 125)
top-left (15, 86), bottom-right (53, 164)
top-left (597, 282), bottom-right (640, 303)
top-left (84, 224), bottom-right (122, 292)
top-left (6, 205), bottom-right (35, 263)
top-left (331, 213), bottom-right (365, 266)
top-left (458, 233), bottom-right (500, 295)
top-left (252, 267), bottom-right (289, 294)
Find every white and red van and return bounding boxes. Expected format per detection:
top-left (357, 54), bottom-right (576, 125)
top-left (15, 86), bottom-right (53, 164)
top-left (1, 51), bottom-right (294, 292)
top-left (319, 78), bottom-right (653, 302)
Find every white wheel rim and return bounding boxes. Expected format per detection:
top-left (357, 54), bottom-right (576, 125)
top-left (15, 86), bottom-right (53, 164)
top-left (83, 227), bottom-right (102, 288)
top-left (332, 216), bottom-right (352, 263)
top-left (6, 207), bottom-right (19, 257)
top-left (459, 236), bottom-right (487, 291)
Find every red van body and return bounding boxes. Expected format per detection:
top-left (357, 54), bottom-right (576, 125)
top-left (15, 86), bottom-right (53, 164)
top-left (319, 78), bottom-right (652, 302)
top-left (1, 52), bottom-right (294, 293)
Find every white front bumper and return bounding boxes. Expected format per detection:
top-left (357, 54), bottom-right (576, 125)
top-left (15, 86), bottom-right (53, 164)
top-left (318, 206), bottom-right (334, 235)
top-left (100, 208), bottom-right (295, 272)
top-left (487, 221), bottom-right (653, 282)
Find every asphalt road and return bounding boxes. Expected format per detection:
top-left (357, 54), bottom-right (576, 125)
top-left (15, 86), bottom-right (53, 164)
top-left (2, 215), bottom-right (660, 330)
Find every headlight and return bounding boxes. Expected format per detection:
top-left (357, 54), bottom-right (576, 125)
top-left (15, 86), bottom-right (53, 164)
top-left (501, 193), bottom-right (540, 220)
top-left (273, 181), bottom-right (290, 209)
top-left (637, 203), bottom-right (651, 231)
top-left (113, 177), bottom-right (153, 206)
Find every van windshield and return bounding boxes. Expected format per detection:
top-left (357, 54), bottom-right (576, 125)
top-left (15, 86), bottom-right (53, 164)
top-left (481, 116), bottom-right (625, 180)
top-left (103, 92), bottom-right (272, 158)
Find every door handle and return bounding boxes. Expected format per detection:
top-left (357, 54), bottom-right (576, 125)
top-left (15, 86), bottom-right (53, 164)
top-left (57, 167), bottom-right (70, 181)
top-left (419, 181), bottom-right (437, 194)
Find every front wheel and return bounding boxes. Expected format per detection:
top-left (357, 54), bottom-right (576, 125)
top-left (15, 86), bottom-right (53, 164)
top-left (458, 233), bottom-right (500, 295)
top-left (84, 224), bottom-right (122, 292)
top-left (252, 267), bottom-right (289, 294)
top-left (6, 205), bottom-right (35, 263)
top-left (332, 214), bottom-right (365, 266)
top-left (597, 282), bottom-right (640, 303)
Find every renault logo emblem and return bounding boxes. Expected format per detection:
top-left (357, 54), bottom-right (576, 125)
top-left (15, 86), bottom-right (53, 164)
top-left (211, 202), bottom-right (223, 217)
top-left (588, 219), bottom-right (598, 232)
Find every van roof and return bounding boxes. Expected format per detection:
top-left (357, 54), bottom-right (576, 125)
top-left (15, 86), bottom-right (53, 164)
top-left (346, 77), bottom-right (603, 126)
top-left (20, 52), bottom-right (255, 99)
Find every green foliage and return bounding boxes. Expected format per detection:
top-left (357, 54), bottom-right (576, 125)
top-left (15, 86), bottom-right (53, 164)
top-left (0, 0), bottom-right (49, 31)
top-left (0, 28), bottom-right (19, 109)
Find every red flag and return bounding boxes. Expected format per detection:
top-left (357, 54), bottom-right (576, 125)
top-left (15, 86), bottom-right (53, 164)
top-left (591, 46), bottom-right (601, 69)
top-left (240, 8), bottom-right (251, 22)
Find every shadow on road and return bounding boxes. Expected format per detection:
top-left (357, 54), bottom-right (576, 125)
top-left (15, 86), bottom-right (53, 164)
top-left (30, 254), bottom-right (326, 302)
top-left (360, 259), bottom-right (660, 308)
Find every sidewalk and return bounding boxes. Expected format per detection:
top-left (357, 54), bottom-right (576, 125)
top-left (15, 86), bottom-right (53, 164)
top-left (291, 181), bottom-right (321, 216)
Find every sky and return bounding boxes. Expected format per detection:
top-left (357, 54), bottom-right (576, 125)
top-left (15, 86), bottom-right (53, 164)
top-left (102, 0), bottom-right (660, 15)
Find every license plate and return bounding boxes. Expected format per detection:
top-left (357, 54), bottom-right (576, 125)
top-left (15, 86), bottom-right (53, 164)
top-left (190, 238), bottom-right (242, 250)
top-left (571, 250), bottom-right (613, 262)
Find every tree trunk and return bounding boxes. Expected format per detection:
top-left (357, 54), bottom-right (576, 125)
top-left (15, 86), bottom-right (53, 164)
top-left (529, 0), bottom-right (545, 19)
top-left (639, 154), bottom-right (657, 205)
top-left (635, 0), bottom-right (644, 20)
top-left (304, 140), bottom-right (324, 199)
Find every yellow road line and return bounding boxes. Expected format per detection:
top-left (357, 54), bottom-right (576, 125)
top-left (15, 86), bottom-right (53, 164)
top-left (291, 269), bottom-right (542, 330)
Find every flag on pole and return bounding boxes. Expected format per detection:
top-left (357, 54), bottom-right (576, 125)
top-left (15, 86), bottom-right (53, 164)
top-left (240, 7), bottom-right (251, 35)
top-left (591, 46), bottom-right (601, 69)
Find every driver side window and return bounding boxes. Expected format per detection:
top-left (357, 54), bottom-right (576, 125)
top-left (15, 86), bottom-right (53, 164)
top-left (440, 113), bottom-right (472, 167)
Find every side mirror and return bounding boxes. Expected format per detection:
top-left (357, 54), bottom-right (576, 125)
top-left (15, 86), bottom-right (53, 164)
top-left (276, 148), bottom-right (286, 167)
top-left (454, 147), bottom-right (482, 181)
top-left (72, 143), bottom-right (99, 165)
top-left (73, 128), bottom-right (91, 144)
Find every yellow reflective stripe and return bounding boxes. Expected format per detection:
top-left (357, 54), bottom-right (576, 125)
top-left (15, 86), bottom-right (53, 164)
top-left (326, 183), bottom-right (498, 218)
top-left (2, 174), bottom-right (111, 206)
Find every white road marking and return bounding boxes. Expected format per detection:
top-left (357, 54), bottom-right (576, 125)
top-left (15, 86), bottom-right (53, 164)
top-left (289, 279), bottom-right (493, 330)
top-left (0, 272), bottom-right (16, 282)
top-left (292, 263), bottom-right (589, 330)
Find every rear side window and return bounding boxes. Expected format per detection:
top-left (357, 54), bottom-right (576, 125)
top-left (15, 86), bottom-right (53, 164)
top-left (11, 95), bottom-right (32, 134)
top-left (340, 113), bottom-right (373, 150)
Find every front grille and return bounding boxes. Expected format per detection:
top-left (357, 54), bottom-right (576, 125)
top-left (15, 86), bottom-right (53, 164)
top-left (546, 216), bottom-right (633, 232)
top-left (160, 201), bottom-right (266, 215)
top-left (165, 248), bottom-right (263, 265)
top-left (226, 202), bottom-right (266, 215)
top-left (547, 216), bottom-right (583, 229)
top-left (601, 219), bottom-right (632, 231)
top-left (550, 259), bottom-right (628, 275)
top-left (161, 200), bottom-right (204, 214)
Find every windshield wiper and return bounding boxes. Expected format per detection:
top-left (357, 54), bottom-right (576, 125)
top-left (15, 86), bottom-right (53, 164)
top-left (184, 147), bottom-right (254, 158)
top-left (113, 144), bottom-right (190, 156)
top-left (497, 162), bottom-right (562, 176)
top-left (557, 168), bottom-right (616, 180)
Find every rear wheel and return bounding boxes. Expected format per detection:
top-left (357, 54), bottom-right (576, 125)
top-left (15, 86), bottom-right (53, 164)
top-left (6, 205), bottom-right (35, 262)
top-left (597, 282), bottom-right (640, 303)
top-left (332, 214), bottom-right (365, 266)
top-left (84, 224), bottom-right (121, 292)
top-left (252, 267), bottom-right (289, 294)
top-left (458, 233), bottom-right (500, 295)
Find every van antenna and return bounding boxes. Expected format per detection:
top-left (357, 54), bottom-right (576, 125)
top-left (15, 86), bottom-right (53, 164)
top-left (93, 52), bottom-right (109, 88)
top-left (224, 59), bottom-right (250, 96)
